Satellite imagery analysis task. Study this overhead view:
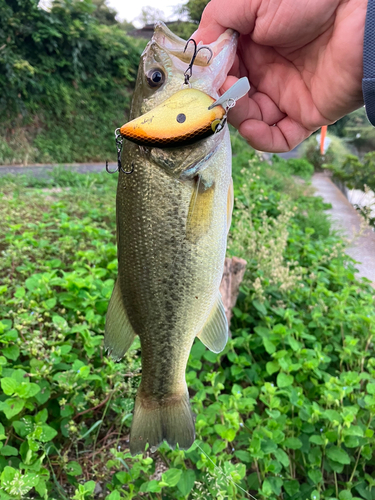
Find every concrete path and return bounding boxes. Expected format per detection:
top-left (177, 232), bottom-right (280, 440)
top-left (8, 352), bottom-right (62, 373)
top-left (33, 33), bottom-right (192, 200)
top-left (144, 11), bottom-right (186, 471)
top-left (0, 162), bottom-right (114, 177)
top-left (312, 172), bottom-right (375, 284)
top-left (262, 144), bottom-right (303, 162)
top-left (0, 144), bottom-right (303, 176)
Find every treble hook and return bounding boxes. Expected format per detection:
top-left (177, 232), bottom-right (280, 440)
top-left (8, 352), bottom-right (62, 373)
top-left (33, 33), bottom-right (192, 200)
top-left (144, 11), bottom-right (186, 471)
top-left (105, 128), bottom-right (134, 175)
top-left (183, 38), bottom-right (213, 86)
top-left (106, 160), bottom-right (134, 175)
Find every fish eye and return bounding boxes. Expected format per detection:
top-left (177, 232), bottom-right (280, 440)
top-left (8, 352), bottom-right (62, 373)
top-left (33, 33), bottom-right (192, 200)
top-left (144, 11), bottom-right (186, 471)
top-left (146, 68), bottom-right (165, 88)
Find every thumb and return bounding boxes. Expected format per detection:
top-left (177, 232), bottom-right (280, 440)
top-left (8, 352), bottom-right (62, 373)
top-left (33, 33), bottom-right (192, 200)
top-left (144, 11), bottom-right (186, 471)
top-left (193, 0), bottom-right (258, 44)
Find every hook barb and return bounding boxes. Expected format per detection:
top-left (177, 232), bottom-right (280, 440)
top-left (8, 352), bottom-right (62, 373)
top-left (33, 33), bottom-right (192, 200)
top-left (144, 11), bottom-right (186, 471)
top-left (120, 162), bottom-right (134, 175)
top-left (196, 45), bottom-right (213, 64)
top-left (106, 160), bottom-right (119, 174)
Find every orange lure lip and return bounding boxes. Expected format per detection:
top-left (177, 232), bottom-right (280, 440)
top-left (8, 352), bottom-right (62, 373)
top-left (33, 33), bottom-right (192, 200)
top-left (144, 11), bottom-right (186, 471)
top-left (120, 89), bottom-right (225, 148)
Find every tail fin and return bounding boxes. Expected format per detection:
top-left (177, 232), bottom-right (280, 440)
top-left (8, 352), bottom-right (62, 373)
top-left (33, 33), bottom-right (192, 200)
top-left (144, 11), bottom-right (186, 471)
top-left (129, 389), bottom-right (195, 455)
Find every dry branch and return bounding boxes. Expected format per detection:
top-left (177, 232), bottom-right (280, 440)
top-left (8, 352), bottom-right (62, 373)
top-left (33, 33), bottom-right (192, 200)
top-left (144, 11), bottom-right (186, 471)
top-left (219, 256), bottom-right (247, 325)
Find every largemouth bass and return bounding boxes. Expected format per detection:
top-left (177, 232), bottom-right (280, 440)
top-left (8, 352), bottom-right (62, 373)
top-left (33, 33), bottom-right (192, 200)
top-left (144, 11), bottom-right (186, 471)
top-left (105, 22), bottom-right (238, 455)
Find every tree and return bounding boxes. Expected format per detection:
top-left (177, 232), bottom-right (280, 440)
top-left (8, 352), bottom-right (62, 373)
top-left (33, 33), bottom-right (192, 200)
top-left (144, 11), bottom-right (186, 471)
top-left (184, 0), bottom-right (209, 23)
top-left (168, 0), bottom-right (209, 38)
top-left (91, 0), bottom-right (117, 25)
top-left (119, 19), bottom-right (135, 33)
top-left (135, 6), bottom-right (165, 26)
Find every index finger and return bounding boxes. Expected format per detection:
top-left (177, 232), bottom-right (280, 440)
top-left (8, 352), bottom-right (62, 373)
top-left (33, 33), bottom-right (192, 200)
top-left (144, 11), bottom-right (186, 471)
top-left (193, 0), bottom-right (259, 44)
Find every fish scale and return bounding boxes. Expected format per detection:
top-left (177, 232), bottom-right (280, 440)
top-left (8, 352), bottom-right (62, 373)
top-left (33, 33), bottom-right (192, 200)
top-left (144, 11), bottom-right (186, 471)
top-left (104, 22), bottom-right (238, 455)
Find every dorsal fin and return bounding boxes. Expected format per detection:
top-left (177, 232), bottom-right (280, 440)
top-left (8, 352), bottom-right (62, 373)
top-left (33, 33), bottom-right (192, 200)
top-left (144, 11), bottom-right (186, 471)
top-left (197, 295), bottom-right (228, 353)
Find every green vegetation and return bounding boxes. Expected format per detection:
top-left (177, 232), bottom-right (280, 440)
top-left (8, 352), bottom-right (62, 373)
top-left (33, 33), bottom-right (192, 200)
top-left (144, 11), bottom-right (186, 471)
top-left (2, 3), bottom-right (374, 496)
top-left (327, 152), bottom-right (375, 192)
top-left (0, 0), bottom-right (144, 165)
top-left (167, 0), bottom-right (210, 40)
top-left (301, 135), bottom-right (352, 172)
top-left (334, 108), bottom-right (375, 155)
top-left (271, 155), bottom-right (315, 180)
top-left (1, 135), bottom-right (375, 499)
top-left (326, 152), bottom-right (375, 228)
top-left (0, 0), bottom-right (212, 165)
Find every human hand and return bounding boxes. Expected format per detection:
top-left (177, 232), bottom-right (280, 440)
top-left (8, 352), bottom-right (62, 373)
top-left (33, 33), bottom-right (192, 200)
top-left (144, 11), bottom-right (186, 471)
top-left (194, 0), bottom-right (367, 152)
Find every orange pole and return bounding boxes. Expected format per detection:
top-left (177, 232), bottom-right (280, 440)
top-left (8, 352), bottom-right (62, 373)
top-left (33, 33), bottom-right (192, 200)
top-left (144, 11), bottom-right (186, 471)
top-left (320, 125), bottom-right (328, 154)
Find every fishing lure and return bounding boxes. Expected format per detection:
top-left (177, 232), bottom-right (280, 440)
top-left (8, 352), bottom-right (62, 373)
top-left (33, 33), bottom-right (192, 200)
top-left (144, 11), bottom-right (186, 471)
top-left (106, 37), bottom-right (250, 171)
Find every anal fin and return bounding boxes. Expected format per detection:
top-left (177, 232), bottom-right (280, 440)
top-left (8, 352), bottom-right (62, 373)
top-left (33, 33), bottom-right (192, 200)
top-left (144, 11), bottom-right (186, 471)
top-left (105, 279), bottom-right (136, 361)
top-left (197, 294), bottom-right (228, 353)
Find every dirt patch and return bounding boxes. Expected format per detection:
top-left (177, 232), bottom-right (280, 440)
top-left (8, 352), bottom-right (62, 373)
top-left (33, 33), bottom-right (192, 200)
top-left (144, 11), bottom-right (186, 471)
top-left (41, 186), bottom-right (71, 202)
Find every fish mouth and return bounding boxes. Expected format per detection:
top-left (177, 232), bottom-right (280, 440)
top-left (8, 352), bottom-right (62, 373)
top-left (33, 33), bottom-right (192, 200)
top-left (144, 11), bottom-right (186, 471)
top-left (153, 21), bottom-right (236, 65)
top-left (122, 23), bottom-right (238, 150)
top-left (150, 21), bottom-right (238, 94)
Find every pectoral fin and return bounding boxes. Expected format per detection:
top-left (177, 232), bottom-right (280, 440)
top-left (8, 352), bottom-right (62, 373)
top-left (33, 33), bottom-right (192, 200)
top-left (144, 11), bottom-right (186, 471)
top-left (197, 295), bottom-right (228, 353)
top-left (186, 175), bottom-right (215, 243)
top-left (105, 279), bottom-right (136, 361)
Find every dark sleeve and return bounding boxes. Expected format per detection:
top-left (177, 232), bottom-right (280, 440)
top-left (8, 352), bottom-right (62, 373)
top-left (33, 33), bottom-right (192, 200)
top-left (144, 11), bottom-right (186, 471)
top-left (363, 0), bottom-right (375, 125)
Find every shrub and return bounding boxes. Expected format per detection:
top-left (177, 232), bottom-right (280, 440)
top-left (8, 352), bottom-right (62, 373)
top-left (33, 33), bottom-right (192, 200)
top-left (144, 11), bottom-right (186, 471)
top-left (271, 155), bottom-right (314, 180)
top-left (327, 152), bottom-right (375, 192)
top-left (0, 0), bottom-right (145, 164)
top-left (301, 135), bottom-right (352, 171)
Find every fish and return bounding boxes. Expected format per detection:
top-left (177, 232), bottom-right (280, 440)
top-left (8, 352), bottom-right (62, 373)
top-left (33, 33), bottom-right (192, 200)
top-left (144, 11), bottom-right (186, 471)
top-left (105, 22), bottom-right (238, 456)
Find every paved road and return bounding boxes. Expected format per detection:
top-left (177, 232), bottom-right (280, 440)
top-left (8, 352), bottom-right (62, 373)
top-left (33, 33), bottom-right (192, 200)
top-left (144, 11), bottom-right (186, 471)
top-left (0, 143), bottom-right (304, 176)
top-left (0, 142), bottom-right (304, 177)
top-left (312, 173), bottom-right (375, 285)
top-left (0, 162), bottom-right (115, 177)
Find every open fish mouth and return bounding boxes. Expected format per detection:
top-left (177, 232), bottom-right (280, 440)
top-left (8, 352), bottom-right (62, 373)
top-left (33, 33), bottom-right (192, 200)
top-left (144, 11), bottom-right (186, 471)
top-left (120, 24), bottom-right (238, 152)
top-left (117, 22), bottom-right (238, 176)
top-left (153, 21), bottom-right (237, 68)
top-left (145, 21), bottom-right (238, 97)
top-left (128, 21), bottom-right (239, 119)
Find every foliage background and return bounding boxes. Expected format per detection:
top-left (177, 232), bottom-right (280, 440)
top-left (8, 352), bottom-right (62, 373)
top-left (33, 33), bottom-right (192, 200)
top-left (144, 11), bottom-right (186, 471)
top-left (0, 0), bottom-right (212, 165)
top-left (0, 0), bottom-right (144, 165)
top-left (1, 136), bottom-right (375, 499)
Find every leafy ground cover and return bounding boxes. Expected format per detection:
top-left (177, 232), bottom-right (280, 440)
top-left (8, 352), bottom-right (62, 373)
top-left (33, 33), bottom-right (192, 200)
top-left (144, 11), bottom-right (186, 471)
top-left (1, 137), bottom-right (375, 499)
